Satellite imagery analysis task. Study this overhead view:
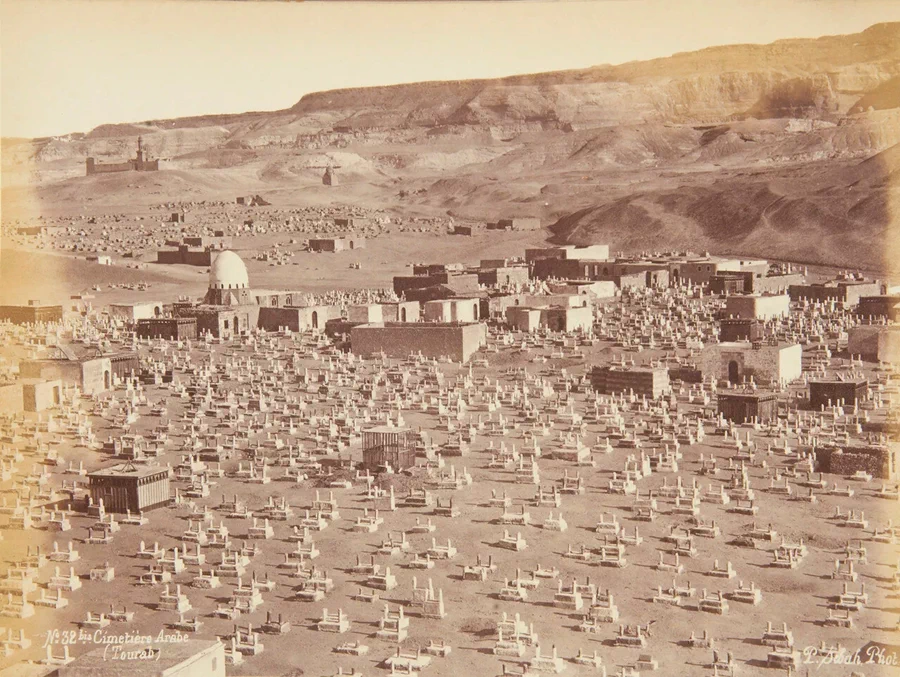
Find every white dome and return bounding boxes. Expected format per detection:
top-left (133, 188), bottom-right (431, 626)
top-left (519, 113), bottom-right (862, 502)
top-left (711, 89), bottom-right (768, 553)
top-left (209, 250), bottom-right (249, 290)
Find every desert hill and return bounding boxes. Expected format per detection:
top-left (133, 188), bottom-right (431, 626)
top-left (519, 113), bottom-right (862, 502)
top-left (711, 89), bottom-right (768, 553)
top-left (3, 23), bottom-right (899, 271)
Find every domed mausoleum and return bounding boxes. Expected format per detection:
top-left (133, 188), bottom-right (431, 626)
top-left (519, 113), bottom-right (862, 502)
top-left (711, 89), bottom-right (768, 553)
top-left (170, 249), bottom-right (340, 339)
top-left (204, 251), bottom-right (253, 306)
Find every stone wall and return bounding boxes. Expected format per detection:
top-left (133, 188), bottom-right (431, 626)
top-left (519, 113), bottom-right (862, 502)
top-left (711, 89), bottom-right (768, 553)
top-left (815, 444), bottom-right (896, 479)
top-left (351, 322), bottom-right (487, 363)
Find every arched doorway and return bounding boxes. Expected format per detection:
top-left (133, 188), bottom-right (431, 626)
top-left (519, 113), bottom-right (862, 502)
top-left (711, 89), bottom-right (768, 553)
top-left (104, 371), bottom-right (110, 390)
top-left (728, 360), bottom-right (740, 384)
top-left (234, 315), bottom-right (240, 334)
top-left (400, 308), bottom-right (407, 322)
top-left (312, 311), bottom-right (319, 329)
top-left (473, 303), bottom-right (479, 320)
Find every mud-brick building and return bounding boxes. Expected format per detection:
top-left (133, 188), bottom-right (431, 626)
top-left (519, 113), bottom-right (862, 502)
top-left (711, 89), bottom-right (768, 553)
top-left (351, 322), bottom-right (487, 363)
top-left (0, 302), bottom-right (63, 325)
top-left (381, 301), bottom-right (421, 323)
top-left (136, 317), bottom-right (198, 341)
top-left (0, 379), bottom-right (62, 413)
top-left (590, 365), bottom-right (670, 398)
top-left (719, 318), bottom-right (765, 343)
top-left (525, 245), bottom-right (610, 263)
top-left (361, 425), bottom-right (416, 471)
top-left (477, 266), bottom-right (530, 287)
top-left (490, 217), bottom-right (542, 231)
top-left (808, 376), bottom-right (869, 410)
top-left (18, 344), bottom-right (112, 396)
top-left (256, 305), bottom-right (340, 332)
top-left (788, 278), bottom-right (882, 306)
top-left (88, 462), bottom-right (172, 513)
top-left (848, 325), bottom-right (900, 363)
top-left (156, 245), bottom-right (213, 266)
top-left (176, 305), bottom-right (259, 339)
top-left (710, 269), bottom-right (805, 295)
top-left (531, 259), bottom-right (669, 289)
top-left (723, 294), bottom-right (790, 321)
top-left (710, 273), bottom-right (747, 295)
top-left (699, 341), bottom-right (802, 386)
top-left (423, 298), bottom-right (482, 323)
top-left (108, 352), bottom-right (141, 381)
top-left (107, 302), bottom-right (165, 323)
top-left (393, 271), bottom-right (480, 299)
top-left (308, 237), bottom-right (366, 253)
top-left (717, 390), bottom-right (778, 423)
top-left (857, 295), bottom-right (900, 321)
top-left (814, 443), bottom-right (897, 480)
top-left (85, 136), bottom-right (159, 175)
top-left (506, 304), bottom-right (592, 333)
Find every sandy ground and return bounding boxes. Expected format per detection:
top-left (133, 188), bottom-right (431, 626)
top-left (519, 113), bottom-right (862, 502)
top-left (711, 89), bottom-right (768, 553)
top-left (1, 330), bottom-right (898, 677)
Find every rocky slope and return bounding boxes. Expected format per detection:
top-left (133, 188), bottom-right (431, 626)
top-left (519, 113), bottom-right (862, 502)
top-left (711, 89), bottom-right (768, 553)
top-left (3, 23), bottom-right (899, 270)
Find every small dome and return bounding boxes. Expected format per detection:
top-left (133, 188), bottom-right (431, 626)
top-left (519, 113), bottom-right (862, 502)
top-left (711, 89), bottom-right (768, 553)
top-left (209, 250), bottom-right (249, 290)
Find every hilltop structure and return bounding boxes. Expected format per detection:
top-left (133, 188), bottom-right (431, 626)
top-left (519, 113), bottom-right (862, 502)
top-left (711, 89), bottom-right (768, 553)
top-left (85, 136), bottom-right (159, 176)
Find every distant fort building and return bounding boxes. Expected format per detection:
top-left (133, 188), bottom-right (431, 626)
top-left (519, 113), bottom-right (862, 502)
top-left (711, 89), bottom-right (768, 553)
top-left (85, 136), bottom-right (159, 175)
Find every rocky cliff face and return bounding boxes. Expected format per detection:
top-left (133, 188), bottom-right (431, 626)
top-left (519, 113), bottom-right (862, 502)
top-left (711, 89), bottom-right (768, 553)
top-left (3, 23), bottom-right (899, 270)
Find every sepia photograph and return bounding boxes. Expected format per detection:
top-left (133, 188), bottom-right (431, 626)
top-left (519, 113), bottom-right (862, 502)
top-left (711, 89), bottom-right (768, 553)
top-left (1, 0), bottom-right (899, 675)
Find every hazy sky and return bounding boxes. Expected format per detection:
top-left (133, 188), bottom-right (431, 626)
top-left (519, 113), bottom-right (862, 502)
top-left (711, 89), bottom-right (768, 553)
top-left (3, 0), bottom-right (900, 138)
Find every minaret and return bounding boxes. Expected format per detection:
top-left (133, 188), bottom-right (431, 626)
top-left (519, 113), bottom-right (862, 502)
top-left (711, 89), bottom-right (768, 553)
top-left (136, 136), bottom-right (144, 163)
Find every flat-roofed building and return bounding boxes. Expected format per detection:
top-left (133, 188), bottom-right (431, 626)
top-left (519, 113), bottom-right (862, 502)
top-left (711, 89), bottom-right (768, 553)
top-left (809, 376), bottom-right (869, 410)
top-left (108, 352), bottom-right (141, 380)
top-left (699, 341), bottom-right (802, 386)
top-left (857, 295), bottom-right (900, 321)
top-left (506, 304), bottom-right (592, 333)
top-left (710, 273), bottom-right (747, 295)
top-left (18, 344), bottom-right (112, 396)
top-left (789, 278), bottom-right (882, 305)
top-left (723, 294), bottom-right (790, 321)
top-left (308, 237), bottom-right (365, 253)
top-left (719, 318), bottom-right (765, 343)
top-left (0, 379), bottom-right (62, 413)
top-left (525, 245), bottom-right (610, 263)
top-left (717, 390), bottom-right (778, 423)
top-left (424, 298), bottom-right (481, 323)
top-left (532, 259), bottom-right (668, 288)
top-left (476, 266), bottom-right (530, 287)
top-left (394, 272), bottom-right (479, 298)
top-left (348, 304), bottom-right (384, 323)
top-left (492, 217), bottom-right (542, 231)
top-left (547, 280), bottom-right (617, 298)
top-left (177, 305), bottom-right (259, 339)
top-left (590, 364), bottom-right (670, 398)
top-left (0, 302), bottom-right (63, 325)
top-left (107, 302), bottom-right (164, 322)
top-left (256, 305), bottom-right (339, 332)
top-left (351, 322), bottom-right (487, 363)
top-left (136, 317), bottom-right (198, 341)
top-left (381, 301), bottom-right (420, 323)
top-left (669, 257), bottom-right (768, 288)
top-left (88, 462), bottom-right (172, 513)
